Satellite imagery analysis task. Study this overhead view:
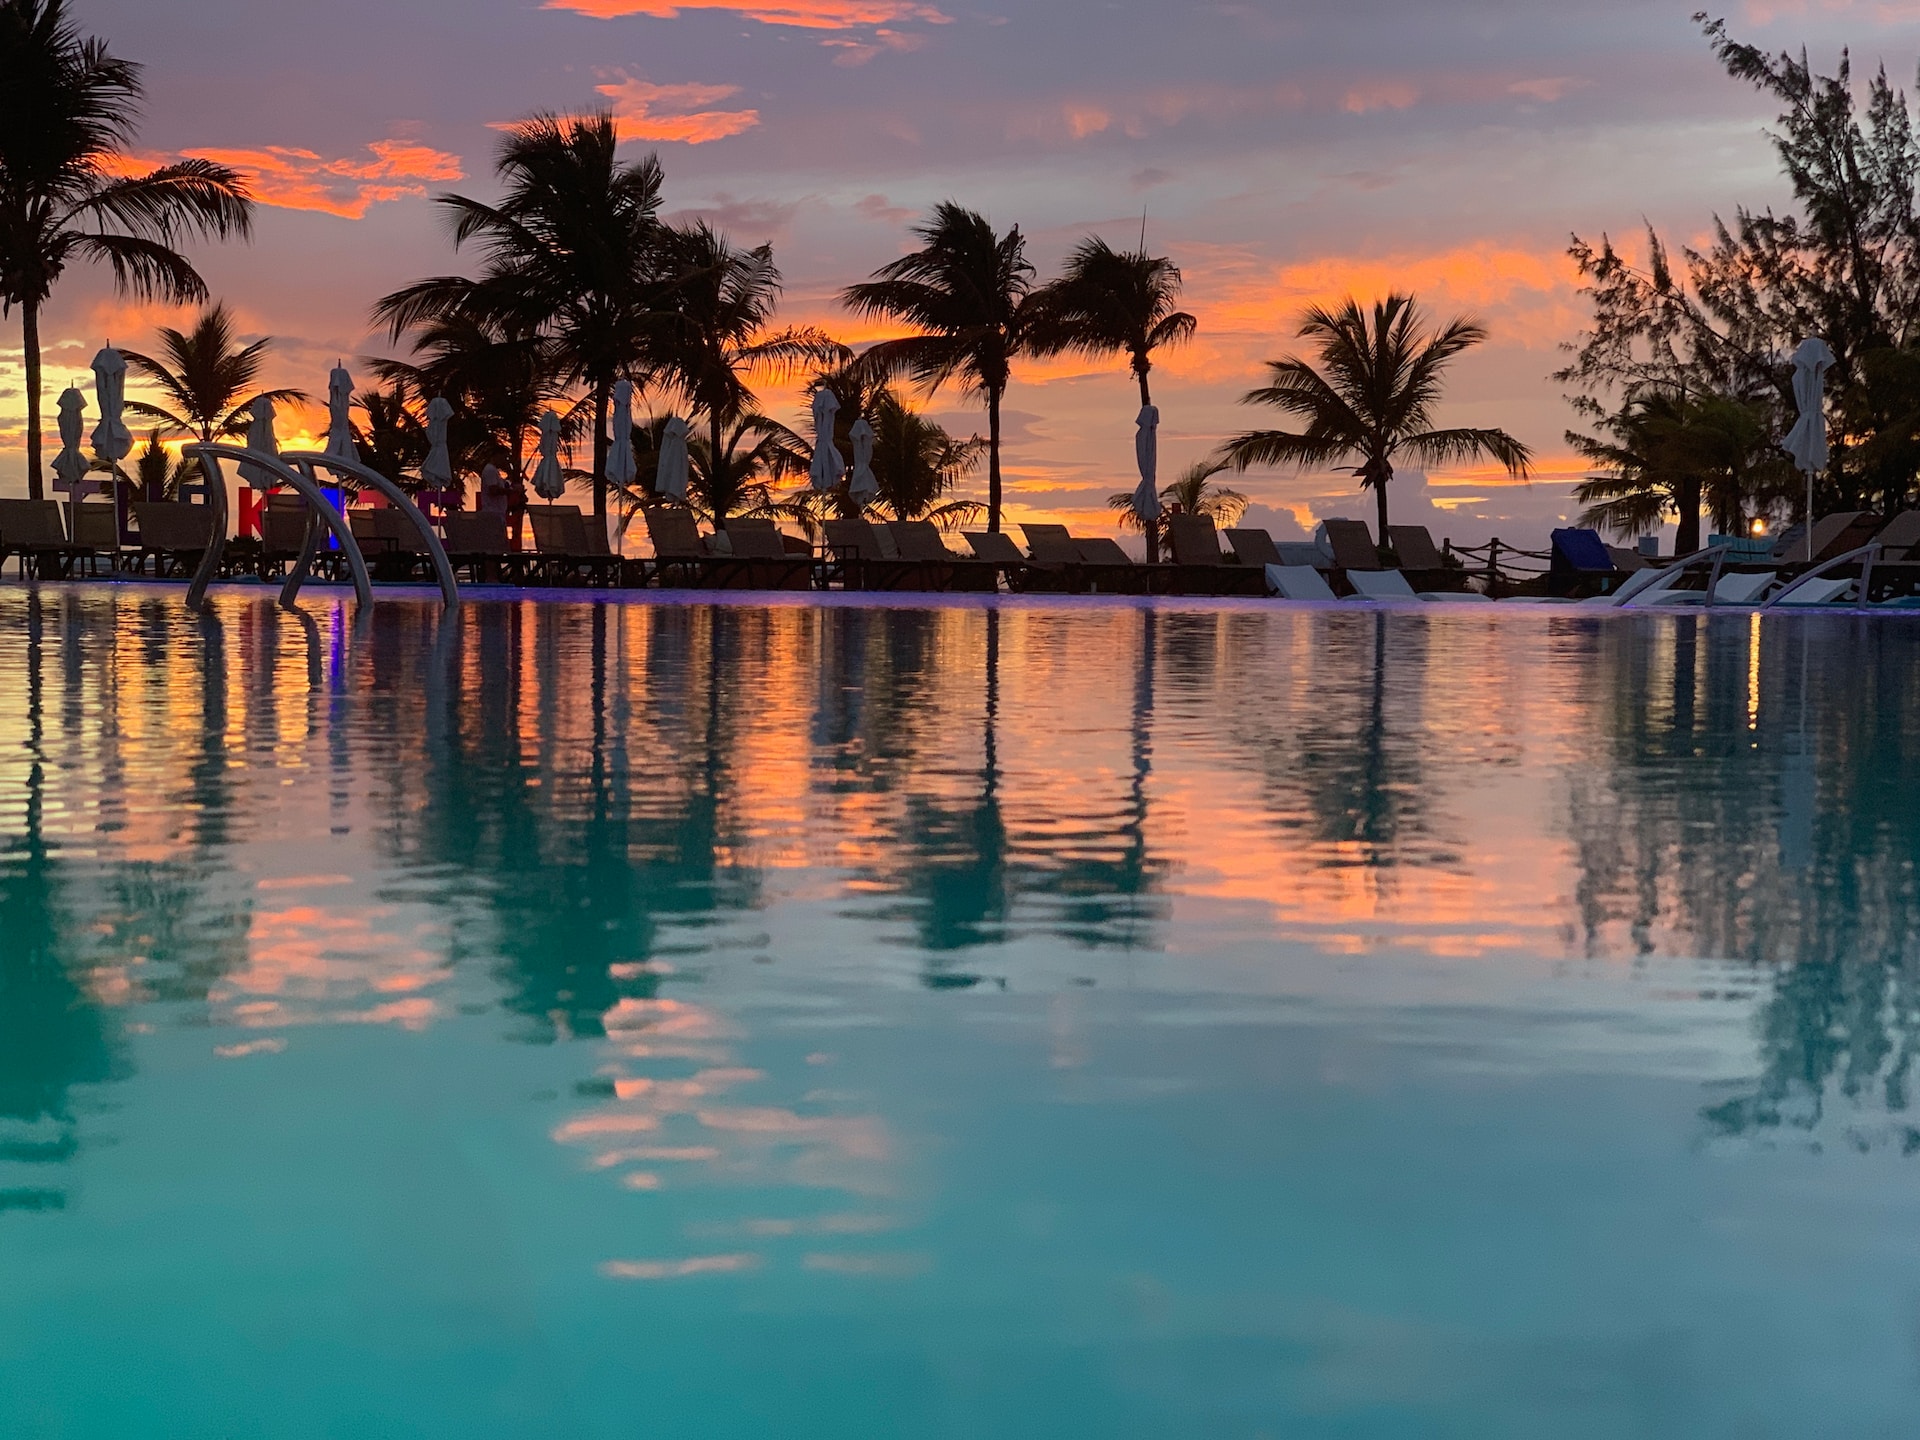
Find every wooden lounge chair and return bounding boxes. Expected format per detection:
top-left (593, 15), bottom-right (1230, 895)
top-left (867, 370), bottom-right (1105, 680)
top-left (1385, 524), bottom-right (1466, 593)
top-left (1770, 511), bottom-right (1881, 565)
top-left (0, 500), bottom-right (87, 579)
top-left (1072, 535), bottom-right (1151, 594)
top-left (1318, 518), bottom-right (1383, 572)
top-left (891, 520), bottom-right (999, 591)
top-left (442, 511), bottom-right (517, 583)
top-left (350, 505), bottom-right (436, 582)
top-left (962, 531), bottom-right (1039, 591)
top-left (130, 501), bottom-right (217, 579)
top-left (527, 503), bottom-right (621, 586)
top-left (1005, 524), bottom-right (1078, 592)
top-left (1871, 510), bottom-right (1920, 561)
top-left (71, 502), bottom-right (122, 576)
top-left (1165, 514), bottom-right (1264, 596)
top-left (722, 518), bottom-right (813, 590)
top-left (644, 506), bottom-right (743, 588)
top-left (822, 518), bottom-right (928, 590)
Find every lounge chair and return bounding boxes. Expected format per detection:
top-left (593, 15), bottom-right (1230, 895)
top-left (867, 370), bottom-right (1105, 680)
top-left (71, 502), bottom-right (122, 576)
top-left (891, 520), bottom-right (999, 591)
top-left (722, 518), bottom-right (814, 590)
top-left (130, 501), bottom-right (217, 579)
top-left (1548, 527), bottom-right (1625, 597)
top-left (1769, 511), bottom-right (1881, 565)
top-left (823, 518), bottom-right (927, 590)
top-left (1225, 527), bottom-right (1286, 570)
top-left (1385, 524), bottom-right (1466, 592)
top-left (1871, 510), bottom-right (1920, 561)
top-left (1347, 569), bottom-right (1419, 601)
top-left (1265, 565), bottom-right (1337, 600)
top-left (442, 511), bottom-right (518, 584)
top-left (1318, 519), bottom-right (1383, 572)
top-left (963, 531), bottom-right (1039, 591)
top-left (1165, 514), bottom-right (1264, 596)
top-left (350, 505), bottom-right (438, 583)
top-left (0, 500), bottom-right (86, 579)
top-left (1015, 523), bottom-right (1088, 593)
top-left (1072, 535), bottom-right (1150, 594)
top-left (644, 506), bottom-right (739, 588)
top-left (527, 503), bottom-right (621, 586)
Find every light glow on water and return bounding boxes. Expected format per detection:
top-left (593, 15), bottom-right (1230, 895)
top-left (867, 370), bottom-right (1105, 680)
top-left (3, 586), bottom-right (1920, 1437)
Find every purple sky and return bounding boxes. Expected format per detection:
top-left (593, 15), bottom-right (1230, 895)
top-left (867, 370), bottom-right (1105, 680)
top-left (4, 0), bottom-right (1911, 547)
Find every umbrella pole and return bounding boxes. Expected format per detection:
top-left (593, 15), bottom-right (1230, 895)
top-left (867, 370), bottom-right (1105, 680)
top-left (1806, 470), bottom-right (1814, 565)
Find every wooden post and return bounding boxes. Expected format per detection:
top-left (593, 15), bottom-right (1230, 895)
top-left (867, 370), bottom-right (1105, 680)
top-left (1486, 538), bottom-right (1501, 596)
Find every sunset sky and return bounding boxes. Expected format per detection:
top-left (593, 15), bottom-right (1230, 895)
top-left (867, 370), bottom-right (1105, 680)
top-left (3, 0), bottom-right (1910, 547)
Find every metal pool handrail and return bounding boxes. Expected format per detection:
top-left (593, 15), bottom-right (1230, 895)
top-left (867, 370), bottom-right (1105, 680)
top-left (281, 450), bottom-right (459, 609)
top-left (182, 443), bottom-right (372, 612)
top-left (1759, 542), bottom-right (1880, 611)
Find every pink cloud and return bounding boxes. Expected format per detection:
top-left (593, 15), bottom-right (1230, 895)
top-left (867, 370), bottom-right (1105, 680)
top-left (175, 137), bottom-right (463, 219)
top-left (547, 0), bottom-right (945, 27)
top-left (594, 77), bottom-right (761, 144)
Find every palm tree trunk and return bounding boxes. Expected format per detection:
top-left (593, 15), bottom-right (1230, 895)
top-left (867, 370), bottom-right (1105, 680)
top-left (711, 409), bottom-right (726, 523)
top-left (592, 379), bottom-right (610, 524)
top-left (1136, 361), bottom-right (1158, 563)
top-left (1676, 474), bottom-right (1701, 556)
top-left (987, 385), bottom-right (1004, 534)
top-left (1374, 472), bottom-right (1390, 551)
top-left (22, 300), bottom-right (44, 501)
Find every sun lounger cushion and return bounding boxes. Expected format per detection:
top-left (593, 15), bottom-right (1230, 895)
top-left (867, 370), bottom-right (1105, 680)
top-left (647, 507), bottom-right (711, 559)
top-left (72, 503), bottom-right (118, 549)
top-left (1712, 570), bottom-right (1776, 603)
top-left (1773, 511), bottom-right (1878, 562)
top-left (1551, 527), bottom-right (1616, 572)
top-left (723, 525), bottom-right (788, 560)
top-left (0, 499), bottom-right (72, 548)
top-left (1265, 564), bottom-right (1336, 600)
top-left (1776, 575), bottom-right (1854, 605)
top-left (1348, 569), bottom-right (1418, 599)
top-left (444, 512), bottom-right (509, 555)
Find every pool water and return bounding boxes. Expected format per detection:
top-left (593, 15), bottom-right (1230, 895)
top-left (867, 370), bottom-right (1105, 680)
top-left (2, 587), bottom-right (1919, 1438)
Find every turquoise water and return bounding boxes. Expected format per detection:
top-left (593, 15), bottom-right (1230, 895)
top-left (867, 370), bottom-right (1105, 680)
top-left (3, 587), bottom-right (1919, 1438)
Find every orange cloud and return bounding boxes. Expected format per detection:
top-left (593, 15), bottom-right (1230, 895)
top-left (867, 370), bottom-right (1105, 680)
top-left (171, 137), bottom-right (463, 219)
top-left (548, 0), bottom-right (945, 26)
top-left (594, 77), bottom-right (760, 144)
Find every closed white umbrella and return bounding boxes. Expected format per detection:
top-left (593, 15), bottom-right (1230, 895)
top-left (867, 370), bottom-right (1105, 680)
top-left (656, 416), bottom-right (691, 501)
top-left (90, 345), bottom-right (132, 469)
top-left (608, 380), bottom-right (638, 490)
top-left (531, 409), bottom-right (567, 499)
top-left (52, 385), bottom-right (89, 502)
top-left (1132, 403), bottom-right (1162, 529)
top-left (849, 416), bottom-right (878, 504)
top-left (1783, 337), bottom-right (1835, 564)
top-left (421, 395), bottom-right (455, 489)
top-left (809, 388), bottom-right (843, 494)
top-left (238, 395), bottom-right (280, 490)
top-left (324, 360), bottom-right (358, 462)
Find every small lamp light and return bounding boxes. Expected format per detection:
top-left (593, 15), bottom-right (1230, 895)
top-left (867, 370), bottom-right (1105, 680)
top-left (1750, 517), bottom-right (1769, 537)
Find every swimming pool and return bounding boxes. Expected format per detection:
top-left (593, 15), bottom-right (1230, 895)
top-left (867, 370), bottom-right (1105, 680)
top-left (2, 586), bottom-right (1916, 1438)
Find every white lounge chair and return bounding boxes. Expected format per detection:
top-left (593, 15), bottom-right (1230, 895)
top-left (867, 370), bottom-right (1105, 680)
top-left (1712, 570), bottom-right (1776, 604)
top-left (1347, 569), bottom-right (1418, 600)
top-left (1265, 563), bottom-right (1336, 600)
top-left (1774, 576), bottom-right (1854, 605)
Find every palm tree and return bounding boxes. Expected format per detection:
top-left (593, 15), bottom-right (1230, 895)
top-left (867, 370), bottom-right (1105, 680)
top-left (1029, 236), bottom-right (1195, 406)
top-left (1571, 390), bottom-right (1783, 552)
top-left (1028, 237), bottom-right (1196, 560)
top-left (370, 311), bottom-right (561, 494)
top-left (0, 0), bottom-right (253, 497)
top-left (374, 112), bottom-right (665, 523)
top-left (120, 304), bottom-right (304, 445)
top-left (655, 220), bottom-right (845, 493)
top-left (689, 412), bottom-right (807, 523)
top-left (1219, 294), bottom-right (1531, 543)
top-left (1109, 458), bottom-right (1247, 532)
top-left (865, 389), bottom-right (984, 525)
top-left (131, 428), bottom-right (192, 501)
top-left (352, 382), bottom-right (428, 489)
top-left (842, 202), bottom-right (1037, 533)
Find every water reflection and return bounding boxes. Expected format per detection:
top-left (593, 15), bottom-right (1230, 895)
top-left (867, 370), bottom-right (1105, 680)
top-left (6, 590), bottom-right (1920, 1193)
